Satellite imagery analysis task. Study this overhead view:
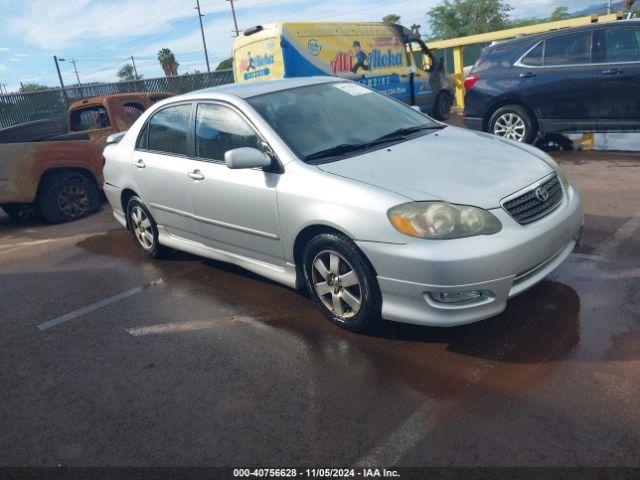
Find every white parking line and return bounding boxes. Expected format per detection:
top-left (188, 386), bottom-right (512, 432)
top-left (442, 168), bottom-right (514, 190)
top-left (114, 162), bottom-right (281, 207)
top-left (38, 278), bottom-right (163, 331)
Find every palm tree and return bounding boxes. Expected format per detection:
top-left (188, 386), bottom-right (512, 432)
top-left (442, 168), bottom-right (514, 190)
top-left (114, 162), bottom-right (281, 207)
top-left (157, 48), bottom-right (179, 76)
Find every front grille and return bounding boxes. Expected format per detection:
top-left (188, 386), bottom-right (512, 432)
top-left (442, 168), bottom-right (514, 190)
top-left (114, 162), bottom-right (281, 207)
top-left (502, 175), bottom-right (563, 225)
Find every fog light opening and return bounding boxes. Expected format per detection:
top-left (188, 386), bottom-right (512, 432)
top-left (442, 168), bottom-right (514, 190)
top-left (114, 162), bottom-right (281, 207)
top-left (429, 290), bottom-right (491, 304)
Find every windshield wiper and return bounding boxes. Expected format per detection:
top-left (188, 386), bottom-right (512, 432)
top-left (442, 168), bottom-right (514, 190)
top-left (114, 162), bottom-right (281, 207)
top-left (305, 143), bottom-right (371, 162)
top-left (372, 124), bottom-right (445, 143)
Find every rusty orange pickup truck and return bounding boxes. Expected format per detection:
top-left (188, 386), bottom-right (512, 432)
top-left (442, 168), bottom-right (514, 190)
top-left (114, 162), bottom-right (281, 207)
top-left (0, 92), bottom-right (173, 223)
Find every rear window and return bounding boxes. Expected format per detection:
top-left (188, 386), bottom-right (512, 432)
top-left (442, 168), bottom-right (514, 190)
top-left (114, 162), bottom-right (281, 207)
top-left (70, 105), bottom-right (110, 131)
top-left (521, 42), bottom-right (543, 66)
top-left (146, 104), bottom-right (191, 155)
top-left (544, 31), bottom-right (592, 66)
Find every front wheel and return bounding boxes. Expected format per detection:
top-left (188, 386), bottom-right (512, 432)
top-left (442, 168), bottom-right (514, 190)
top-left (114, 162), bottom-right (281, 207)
top-left (488, 105), bottom-right (537, 144)
top-left (302, 233), bottom-right (381, 333)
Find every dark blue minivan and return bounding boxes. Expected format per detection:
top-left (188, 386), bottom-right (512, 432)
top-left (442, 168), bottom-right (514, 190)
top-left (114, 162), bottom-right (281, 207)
top-left (463, 20), bottom-right (640, 143)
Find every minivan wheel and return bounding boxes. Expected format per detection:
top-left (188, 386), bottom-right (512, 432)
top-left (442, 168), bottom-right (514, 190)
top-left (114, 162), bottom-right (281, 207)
top-left (126, 196), bottom-right (170, 259)
top-left (302, 233), bottom-right (381, 333)
top-left (488, 105), bottom-right (537, 144)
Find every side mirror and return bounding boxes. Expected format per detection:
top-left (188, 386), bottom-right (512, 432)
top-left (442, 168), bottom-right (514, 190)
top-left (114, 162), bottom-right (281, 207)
top-left (225, 147), bottom-right (272, 170)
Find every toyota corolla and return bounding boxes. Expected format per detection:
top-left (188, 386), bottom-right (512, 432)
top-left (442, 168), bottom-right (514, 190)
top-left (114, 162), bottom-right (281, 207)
top-left (103, 77), bottom-right (583, 332)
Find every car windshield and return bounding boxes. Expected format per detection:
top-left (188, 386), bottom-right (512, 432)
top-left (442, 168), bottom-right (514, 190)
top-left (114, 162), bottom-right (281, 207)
top-left (246, 82), bottom-right (443, 163)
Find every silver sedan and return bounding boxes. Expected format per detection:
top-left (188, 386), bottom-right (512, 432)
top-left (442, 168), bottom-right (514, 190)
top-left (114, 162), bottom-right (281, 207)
top-left (103, 76), bottom-right (583, 332)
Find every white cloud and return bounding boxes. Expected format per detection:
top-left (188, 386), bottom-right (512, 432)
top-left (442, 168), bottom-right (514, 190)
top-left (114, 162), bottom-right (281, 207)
top-left (0, 64), bottom-right (7, 71)
top-left (0, 47), bottom-right (9, 52)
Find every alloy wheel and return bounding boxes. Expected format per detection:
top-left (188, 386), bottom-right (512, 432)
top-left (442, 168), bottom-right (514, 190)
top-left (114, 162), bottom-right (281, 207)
top-left (493, 113), bottom-right (526, 142)
top-left (131, 206), bottom-right (154, 250)
top-left (311, 250), bottom-right (362, 319)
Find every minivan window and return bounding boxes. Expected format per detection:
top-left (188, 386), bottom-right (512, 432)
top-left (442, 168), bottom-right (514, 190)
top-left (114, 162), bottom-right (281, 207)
top-left (147, 104), bottom-right (191, 155)
top-left (522, 42), bottom-right (543, 66)
top-left (195, 104), bottom-right (261, 161)
top-left (544, 31), bottom-right (592, 66)
top-left (603, 27), bottom-right (640, 63)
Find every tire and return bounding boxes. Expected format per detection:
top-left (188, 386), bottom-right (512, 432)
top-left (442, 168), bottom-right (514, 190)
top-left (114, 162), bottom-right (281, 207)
top-left (488, 105), bottom-right (537, 144)
top-left (1, 203), bottom-right (42, 221)
top-left (126, 196), bottom-right (170, 259)
top-left (302, 232), bottom-right (381, 333)
top-left (38, 173), bottom-right (101, 223)
top-left (432, 91), bottom-right (452, 121)
top-left (0, 120), bottom-right (64, 144)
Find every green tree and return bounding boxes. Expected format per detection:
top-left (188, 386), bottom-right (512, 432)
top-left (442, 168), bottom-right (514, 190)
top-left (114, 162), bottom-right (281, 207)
top-left (157, 48), bottom-right (179, 76)
top-left (216, 57), bottom-right (233, 71)
top-left (382, 14), bottom-right (401, 24)
top-left (117, 63), bottom-right (141, 81)
top-left (19, 83), bottom-right (52, 93)
top-left (427, 0), bottom-right (512, 39)
top-left (548, 6), bottom-right (571, 21)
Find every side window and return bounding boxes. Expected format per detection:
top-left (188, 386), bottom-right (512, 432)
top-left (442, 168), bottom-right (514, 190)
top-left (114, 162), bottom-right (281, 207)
top-left (70, 105), bottom-right (110, 131)
top-left (603, 27), bottom-right (640, 63)
top-left (544, 31), bottom-right (592, 66)
top-left (136, 123), bottom-right (148, 150)
top-left (147, 104), bottom-right (191, 155)
top-left (195, 104), bottom-right (261, 161)
top-left (122, 102), bottom-right (145, 124)
top-left (522, 41), bottom-right (543, 66)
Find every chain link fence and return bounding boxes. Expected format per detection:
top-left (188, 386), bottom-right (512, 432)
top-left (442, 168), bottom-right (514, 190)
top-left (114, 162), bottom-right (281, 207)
top-left (0, 70), bottom-right (234, 130)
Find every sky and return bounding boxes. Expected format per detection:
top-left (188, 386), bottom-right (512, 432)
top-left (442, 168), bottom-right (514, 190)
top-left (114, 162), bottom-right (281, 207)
top-left (0, 0), bottom-right (604, 92)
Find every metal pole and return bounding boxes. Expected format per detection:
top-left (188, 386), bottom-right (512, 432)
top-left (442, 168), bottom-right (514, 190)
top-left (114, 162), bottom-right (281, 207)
top-left (227, 0), bottom-right (240, 36)
top-left (608, 0), bottom-right (612, 14)
top-left (131, 56), bottom-right (139, 78)
top-left (195, 0), bottom-right (211, 72)
top-left (71, 60), bottom-right (81, 86)
top-left (53, 55), bottom-right (68, 102)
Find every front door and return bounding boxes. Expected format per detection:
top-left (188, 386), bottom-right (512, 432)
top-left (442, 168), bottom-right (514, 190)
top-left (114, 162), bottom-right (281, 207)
top-left (188, 102), bottom-right (283, 266)
top-left (597, 25), bottom-right (640, 130)
top-left (132, 102), bottom-right (201, 241)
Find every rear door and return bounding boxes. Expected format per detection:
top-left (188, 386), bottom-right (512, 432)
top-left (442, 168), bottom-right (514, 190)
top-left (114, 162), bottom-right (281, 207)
top-left (132, 102), bottom-right (201, 241)
top-left (513, 29), bottom-right (600, 132)
top-left (596, 24), bottom-right (640, 129)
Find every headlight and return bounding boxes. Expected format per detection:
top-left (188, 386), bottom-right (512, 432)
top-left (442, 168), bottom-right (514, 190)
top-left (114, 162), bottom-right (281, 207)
top-left (542, 154), bottom-right (569, 189)
top-left (388, 202), bottom-right (502, 239)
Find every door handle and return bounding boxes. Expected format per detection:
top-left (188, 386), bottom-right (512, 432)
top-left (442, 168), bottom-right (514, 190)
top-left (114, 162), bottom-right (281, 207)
top-left (188, 169), bottom-right (205, 181)
top-left (519, 72), bottom-right (536, 78)
top-left (602, 68), bottom-right (621, 75)
top-left (134, 159), bottom-right (146, 169)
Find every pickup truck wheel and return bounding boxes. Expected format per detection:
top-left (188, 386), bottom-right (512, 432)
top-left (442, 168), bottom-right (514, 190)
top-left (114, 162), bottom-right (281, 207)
top-left (432, 91), bottom-right (452, 120)
top-left (126, 197), bottom-right (171, 259)
top-left (39, 173), bottom-right (100, 223)
top-left (1, 203), bottom-right (42, 221)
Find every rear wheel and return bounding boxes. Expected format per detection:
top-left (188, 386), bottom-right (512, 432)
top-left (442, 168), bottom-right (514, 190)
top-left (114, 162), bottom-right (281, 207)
top-left (126, 196), bottom-right (170, 259)
top-left (432, 91), bottom-right (452, 120)
top-left (302, 232), bottom-right (381, 333)
top-left (488, 105), bottom-right (537, 144)
top-left (39, 173), bottom-right (101, 223)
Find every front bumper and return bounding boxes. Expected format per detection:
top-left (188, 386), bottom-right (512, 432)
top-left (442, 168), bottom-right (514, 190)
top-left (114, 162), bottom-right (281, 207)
top-left (356, 185), bottom-right (583, 327)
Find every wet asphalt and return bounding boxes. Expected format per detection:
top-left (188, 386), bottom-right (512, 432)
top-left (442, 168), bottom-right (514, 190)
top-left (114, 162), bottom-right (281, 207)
top-left (0, 150), bottom-right (639, 467)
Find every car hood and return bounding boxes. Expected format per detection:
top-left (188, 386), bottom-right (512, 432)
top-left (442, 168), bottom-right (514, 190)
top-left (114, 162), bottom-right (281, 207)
top-left (317, 126), bottom-right (554, 209)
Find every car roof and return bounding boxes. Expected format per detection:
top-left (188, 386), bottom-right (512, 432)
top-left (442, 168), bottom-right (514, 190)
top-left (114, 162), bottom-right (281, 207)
top-left (487, 19), bottom-right (640, 50)
top-left (179, 76), bottom-right (341, 100)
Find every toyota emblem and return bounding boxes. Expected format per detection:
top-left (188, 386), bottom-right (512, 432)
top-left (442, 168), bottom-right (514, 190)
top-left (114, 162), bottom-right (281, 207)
top-left (535, 186), bottom-right (549, 202)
